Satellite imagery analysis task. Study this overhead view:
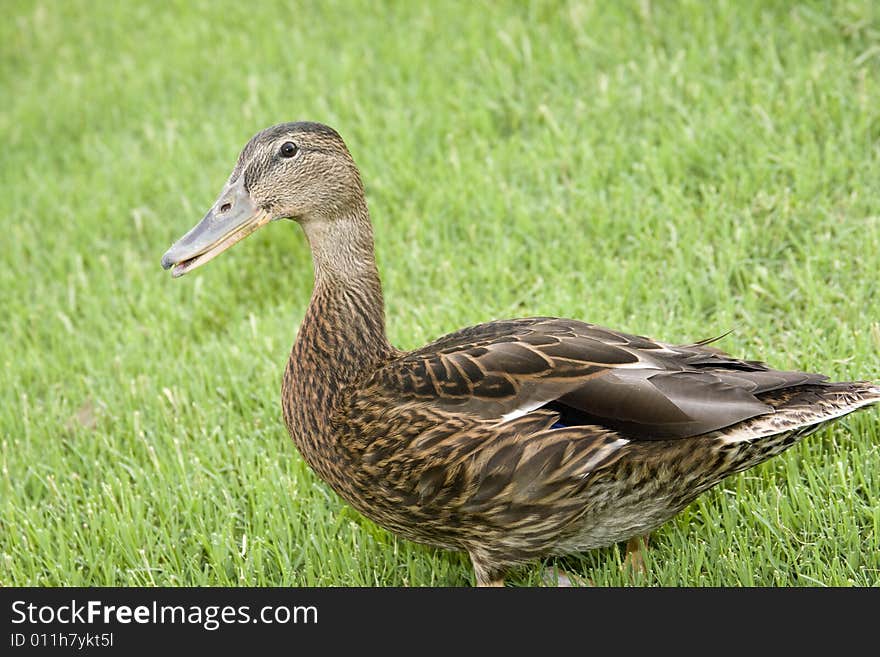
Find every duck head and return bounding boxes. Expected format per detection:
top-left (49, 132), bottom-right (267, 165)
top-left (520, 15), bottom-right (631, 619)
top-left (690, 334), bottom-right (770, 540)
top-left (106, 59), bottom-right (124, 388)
top-left (161, 121), bottom-right (362, 277)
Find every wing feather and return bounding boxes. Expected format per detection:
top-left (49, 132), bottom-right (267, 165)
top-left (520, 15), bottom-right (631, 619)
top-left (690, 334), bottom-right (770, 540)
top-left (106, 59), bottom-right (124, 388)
top-left (373, 317), bottom-right (829, 440)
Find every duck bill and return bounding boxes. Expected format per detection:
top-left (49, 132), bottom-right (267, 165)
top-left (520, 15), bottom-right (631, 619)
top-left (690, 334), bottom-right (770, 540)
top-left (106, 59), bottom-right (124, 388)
top-left (161, 176), bottom-right (270, 277)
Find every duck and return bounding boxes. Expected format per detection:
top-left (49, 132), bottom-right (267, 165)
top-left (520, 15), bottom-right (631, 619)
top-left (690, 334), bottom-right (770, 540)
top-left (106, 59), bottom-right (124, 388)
top-left (161, 121), bottom-right (880, 586)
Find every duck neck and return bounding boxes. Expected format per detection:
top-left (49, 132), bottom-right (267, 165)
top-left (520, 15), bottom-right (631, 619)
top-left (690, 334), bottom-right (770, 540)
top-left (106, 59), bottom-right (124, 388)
top-left (282, 200), bottom-right (393, 463)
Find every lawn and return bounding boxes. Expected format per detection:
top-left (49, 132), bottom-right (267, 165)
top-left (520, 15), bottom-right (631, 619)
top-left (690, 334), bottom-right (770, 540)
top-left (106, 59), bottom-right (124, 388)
top-left (1, 0), bottom-right (879, 586)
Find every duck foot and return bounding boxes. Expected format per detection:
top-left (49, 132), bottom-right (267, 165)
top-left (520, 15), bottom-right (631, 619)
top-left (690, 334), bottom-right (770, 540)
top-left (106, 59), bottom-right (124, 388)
top-left (541, 566), bottom-right (592, 587)
top-left (623, 535), bottom-right (650, 576)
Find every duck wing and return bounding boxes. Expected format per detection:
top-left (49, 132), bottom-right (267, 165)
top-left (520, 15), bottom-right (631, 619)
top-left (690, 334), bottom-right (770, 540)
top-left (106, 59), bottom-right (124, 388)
top-left (378, 317), bottom-right (826, 440)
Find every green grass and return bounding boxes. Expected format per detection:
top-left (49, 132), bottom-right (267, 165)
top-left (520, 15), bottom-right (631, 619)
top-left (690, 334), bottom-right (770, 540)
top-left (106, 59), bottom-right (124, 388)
top-left (2, 0), bottom-right (879, 586)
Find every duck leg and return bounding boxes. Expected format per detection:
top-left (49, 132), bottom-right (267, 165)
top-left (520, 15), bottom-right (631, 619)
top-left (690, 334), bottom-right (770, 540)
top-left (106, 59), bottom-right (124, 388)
top-left (623, 534), bottom-right (650, 575)
top-left (470, 552), bottom-right (505, 587)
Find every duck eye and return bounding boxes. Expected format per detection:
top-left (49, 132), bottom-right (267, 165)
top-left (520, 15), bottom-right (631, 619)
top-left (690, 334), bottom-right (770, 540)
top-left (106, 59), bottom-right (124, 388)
top-left (279, 141), bottom-right (298, 158)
